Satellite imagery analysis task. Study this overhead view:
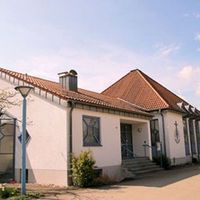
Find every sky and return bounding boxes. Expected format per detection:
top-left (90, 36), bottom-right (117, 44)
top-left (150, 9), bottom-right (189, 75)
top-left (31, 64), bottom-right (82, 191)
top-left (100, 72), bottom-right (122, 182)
top-left (0, 0), bottom-right (200, 108)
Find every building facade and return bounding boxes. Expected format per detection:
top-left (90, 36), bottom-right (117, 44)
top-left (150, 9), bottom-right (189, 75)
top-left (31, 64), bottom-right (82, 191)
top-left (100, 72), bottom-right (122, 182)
top-left (102, 69), bottom-right (200, 164)
top-left (0, 67), bottom-right (199, 186)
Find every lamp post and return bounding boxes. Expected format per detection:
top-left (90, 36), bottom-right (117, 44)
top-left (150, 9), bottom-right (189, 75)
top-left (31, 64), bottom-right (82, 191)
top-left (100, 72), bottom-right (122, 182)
top-left (15, 86), bottom-right (33, 195)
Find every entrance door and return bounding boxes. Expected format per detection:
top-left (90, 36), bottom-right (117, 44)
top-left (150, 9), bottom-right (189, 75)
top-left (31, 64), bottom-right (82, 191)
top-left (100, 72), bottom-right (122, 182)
top-left (120, 123), bottom-right (133, 160)
top-left (150, 119), bottom-right (160, 158)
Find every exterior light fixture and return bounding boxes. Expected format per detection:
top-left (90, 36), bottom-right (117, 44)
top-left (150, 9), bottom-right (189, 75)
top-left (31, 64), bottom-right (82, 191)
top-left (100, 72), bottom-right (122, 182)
top-left (15, 85), bottom-right (33, 195)
top-left (15, 86), bottom-right (33, 98)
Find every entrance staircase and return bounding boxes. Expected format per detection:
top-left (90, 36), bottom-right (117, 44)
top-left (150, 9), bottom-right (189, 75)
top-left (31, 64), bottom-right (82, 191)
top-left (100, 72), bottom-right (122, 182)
top-left (122, 157), bottom-right (163, 179)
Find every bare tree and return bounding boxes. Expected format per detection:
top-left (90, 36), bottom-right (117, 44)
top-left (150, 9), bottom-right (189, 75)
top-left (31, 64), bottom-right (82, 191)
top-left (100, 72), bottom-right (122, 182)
top-left (0, 89), bottom-right (18, 115)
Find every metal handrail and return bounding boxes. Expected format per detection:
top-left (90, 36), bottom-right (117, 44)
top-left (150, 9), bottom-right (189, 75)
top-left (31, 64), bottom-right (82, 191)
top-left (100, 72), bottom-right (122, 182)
top-left (121, 144), bottom-right (135, 158)
top-left (142, 141), bottom-right (164, 168)
top-left (142, 144), bottom-right (152, 148)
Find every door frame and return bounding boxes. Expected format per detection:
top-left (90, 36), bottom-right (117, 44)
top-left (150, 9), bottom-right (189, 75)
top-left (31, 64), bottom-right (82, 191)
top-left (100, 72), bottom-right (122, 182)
top-left (120, 123), bottom-right (134, 160)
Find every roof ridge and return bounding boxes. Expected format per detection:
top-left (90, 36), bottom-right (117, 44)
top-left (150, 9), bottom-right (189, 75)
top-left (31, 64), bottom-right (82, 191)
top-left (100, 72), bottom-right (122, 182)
top-left (0, 67), bottom-right (58, 85)
top-left (79, 88), bottom-right (131, 110)
top-left (136, 70), bottom-right (169, 108)
top-left (138, 70), bottom-right (189, 107)
top-left (117, 97), bottom-right (149, 111)
top-left (101, 68), bottom-right (138, 94)
top-left (78, 88), bottom-right (116, 105)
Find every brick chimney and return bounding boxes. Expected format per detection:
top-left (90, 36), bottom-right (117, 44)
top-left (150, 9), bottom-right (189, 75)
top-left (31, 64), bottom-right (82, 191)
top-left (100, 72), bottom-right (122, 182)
top-left (58, 69), bottom-right (78, 92)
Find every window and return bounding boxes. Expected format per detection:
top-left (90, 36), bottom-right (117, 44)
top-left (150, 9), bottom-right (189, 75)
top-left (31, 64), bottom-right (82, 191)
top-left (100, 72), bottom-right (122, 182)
top-left (83, 115), bottom-right (101, 146)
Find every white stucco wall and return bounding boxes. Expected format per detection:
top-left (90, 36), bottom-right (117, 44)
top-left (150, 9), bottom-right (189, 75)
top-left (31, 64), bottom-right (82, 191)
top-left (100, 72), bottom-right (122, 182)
top-left (0, 78), bottom-right (68, 185)
top-left (132, 123), bottom-right (150, 157)
top-left (72, 108), bottom-right (121, 167)
top-left (72, 108), bottom-right (151, 168)
top-left (163, 111), bottom-right (186, 165)
top-left (0, 75), bottom-right (152, 183)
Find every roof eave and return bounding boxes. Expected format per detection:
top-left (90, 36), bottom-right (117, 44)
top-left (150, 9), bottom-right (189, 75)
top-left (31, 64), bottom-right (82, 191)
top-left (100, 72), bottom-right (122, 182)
top-left (68, 99), bottom-right (153, 118)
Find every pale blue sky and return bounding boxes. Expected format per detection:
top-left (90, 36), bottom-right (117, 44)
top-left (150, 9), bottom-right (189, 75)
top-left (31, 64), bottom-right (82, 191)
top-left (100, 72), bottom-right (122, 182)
top-left (0, 0), bottom-right (200, 108)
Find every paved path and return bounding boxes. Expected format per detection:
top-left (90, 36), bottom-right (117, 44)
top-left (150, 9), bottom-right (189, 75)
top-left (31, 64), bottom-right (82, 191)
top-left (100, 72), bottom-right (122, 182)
top-left (14, 165), bottom-right (196, 200)
top-left (41, 165), bottom-right (200, 200)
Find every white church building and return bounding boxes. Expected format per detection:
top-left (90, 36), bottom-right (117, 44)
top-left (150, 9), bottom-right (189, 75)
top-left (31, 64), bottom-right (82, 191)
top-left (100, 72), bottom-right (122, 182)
top-left (0, 67), bottom-right (199, 186)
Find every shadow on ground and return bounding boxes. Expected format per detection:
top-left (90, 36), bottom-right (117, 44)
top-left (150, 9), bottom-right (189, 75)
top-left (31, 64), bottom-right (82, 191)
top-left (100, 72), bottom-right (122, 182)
top-left (3, 164), bottom-right (200, 199)
top-left (114, 164), bottom-right (200, 188)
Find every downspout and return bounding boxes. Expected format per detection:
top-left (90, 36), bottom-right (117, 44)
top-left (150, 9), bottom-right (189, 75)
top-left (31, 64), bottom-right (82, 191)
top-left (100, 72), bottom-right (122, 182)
top-left (67, 100), bottom-right (75, 185)
top-left (160, 109), bottom-right (167, 156)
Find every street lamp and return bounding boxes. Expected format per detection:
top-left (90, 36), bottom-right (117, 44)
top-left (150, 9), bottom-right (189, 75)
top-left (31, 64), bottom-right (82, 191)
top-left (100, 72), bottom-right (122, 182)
top-left (15, 86), bottom-right (33, 195)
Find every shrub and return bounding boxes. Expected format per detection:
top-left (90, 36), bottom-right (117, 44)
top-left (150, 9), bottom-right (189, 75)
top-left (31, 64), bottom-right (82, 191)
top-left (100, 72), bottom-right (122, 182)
top-left (0, 186), bottom-right (18, 199)
top-left (72, 151), bottom-right (96, 187)
top-left (0, 185), bottom-right (42, 200)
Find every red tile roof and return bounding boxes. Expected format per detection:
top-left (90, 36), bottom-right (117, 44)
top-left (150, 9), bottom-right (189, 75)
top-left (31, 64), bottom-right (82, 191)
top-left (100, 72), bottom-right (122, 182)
top-left (0, 68), bottom-right (151, 116)
top-left (102, 69), bottom-right (190, 112)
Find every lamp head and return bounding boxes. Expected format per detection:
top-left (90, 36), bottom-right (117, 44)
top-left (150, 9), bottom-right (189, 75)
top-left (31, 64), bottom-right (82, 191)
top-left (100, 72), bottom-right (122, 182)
top-left (15, 86), bottom-right (34, 98)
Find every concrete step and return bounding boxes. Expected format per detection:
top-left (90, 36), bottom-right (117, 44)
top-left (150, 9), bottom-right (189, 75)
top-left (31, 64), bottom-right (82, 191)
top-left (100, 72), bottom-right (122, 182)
top-left (122, 163), bottom-right (158, 169)
top-left (134, 168), bottom-right (163, 176)
top-left (123, 157), bottom-right (148, 161)
top-left (126, 164), bottom-right (160, 172)
top-left (122, 158), bottom-right (152, 164)
top-left (122, 162), bottom-right (157, 167)
top-left (122, 158), bottom-right (163, 179)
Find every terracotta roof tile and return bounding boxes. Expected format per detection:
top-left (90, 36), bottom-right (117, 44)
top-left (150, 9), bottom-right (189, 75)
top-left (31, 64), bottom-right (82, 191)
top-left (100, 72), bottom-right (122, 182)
top-left (102, 69), bottom-right (190, 112)
top-left (0, 67), bottom-right (151, 116)
top-left (139, 70), bottom-right (189, 111)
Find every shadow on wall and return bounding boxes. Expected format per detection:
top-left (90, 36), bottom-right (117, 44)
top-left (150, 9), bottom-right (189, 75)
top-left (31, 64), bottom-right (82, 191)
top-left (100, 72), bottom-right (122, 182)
top-left (15, 121), bottom-right (36, 184)
top-left (26, 155), bottom-right (36, 183)
top-left (15, 153), bottom-right (36, 183)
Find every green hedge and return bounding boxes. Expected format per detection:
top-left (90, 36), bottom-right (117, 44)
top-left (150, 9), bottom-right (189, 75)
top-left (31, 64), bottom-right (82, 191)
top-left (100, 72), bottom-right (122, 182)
top-left (71, 151), bottom-right (96, 187)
